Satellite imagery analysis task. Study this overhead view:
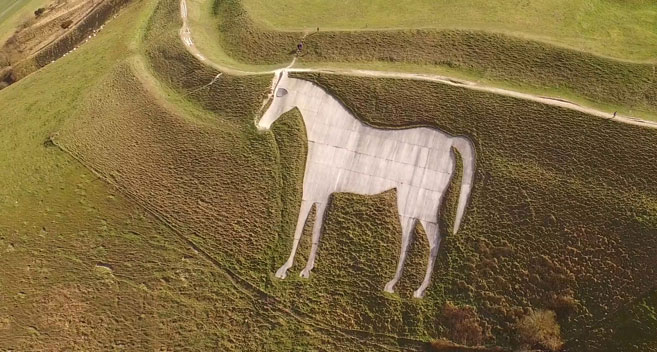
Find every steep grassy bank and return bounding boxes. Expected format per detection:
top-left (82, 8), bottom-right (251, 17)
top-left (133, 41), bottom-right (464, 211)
top-left (57, 0), bottom-right (656, 347)
top-left (4, 0), bottom-right (653, 348)
top-left (292, 71), bottom-right (657, 348)
top-left (206, 0), bottom-right (657, 118)
top-left (241, 0), bottom-right (657, 62)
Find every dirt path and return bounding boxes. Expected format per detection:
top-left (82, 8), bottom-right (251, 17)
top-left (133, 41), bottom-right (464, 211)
top-left (179, 0), bottom-right (657, 130)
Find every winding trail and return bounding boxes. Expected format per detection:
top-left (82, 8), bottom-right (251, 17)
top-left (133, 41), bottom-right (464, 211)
top-left (179, 0), bottom-right (657, 130)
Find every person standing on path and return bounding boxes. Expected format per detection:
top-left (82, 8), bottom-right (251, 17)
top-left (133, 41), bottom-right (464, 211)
top-left (613, 111), bottom-right (617, 119)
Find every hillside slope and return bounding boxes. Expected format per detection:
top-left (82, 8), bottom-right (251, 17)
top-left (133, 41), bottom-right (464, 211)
top-left (0, 0), bottom-right (655, 349)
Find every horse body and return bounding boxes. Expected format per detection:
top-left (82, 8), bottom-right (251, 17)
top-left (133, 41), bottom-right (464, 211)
top-left (258, 72), bottom-right (475, 298)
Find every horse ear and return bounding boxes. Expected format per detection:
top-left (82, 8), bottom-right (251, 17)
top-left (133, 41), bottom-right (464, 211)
top-left (276, 88), bottom-right (288, 97)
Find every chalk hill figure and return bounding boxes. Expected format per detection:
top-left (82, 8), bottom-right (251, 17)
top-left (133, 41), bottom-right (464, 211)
top-left (257, 72), bottom-right (476, 298)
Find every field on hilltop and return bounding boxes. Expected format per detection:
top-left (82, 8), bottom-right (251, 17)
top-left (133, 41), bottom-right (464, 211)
top-left (193, 0), bottom-right (657, 123)
top-left (241, 0), bottom-right (657, 61)
top-left (0, 0), bottom-right (51, 44)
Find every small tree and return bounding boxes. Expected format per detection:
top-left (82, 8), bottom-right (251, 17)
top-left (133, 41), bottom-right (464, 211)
top-left (516, 309), bottom-right (563, 351)
top-left (34, 8), bottom-right (46, 17)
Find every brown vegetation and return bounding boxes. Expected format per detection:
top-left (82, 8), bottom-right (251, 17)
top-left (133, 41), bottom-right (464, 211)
top-left (60, 19), bottom-right (73, 29)
top-left (442, 302), bottom-right (490, 346)
top-left (430, 339), bottom-right (505, 352)
top-left (516, 310), bottom-right (563, 351)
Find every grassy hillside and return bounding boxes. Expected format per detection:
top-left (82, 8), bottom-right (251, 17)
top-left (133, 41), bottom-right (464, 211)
top-left (200, 0), bottom-right (657, 122)
top-left (53, 0), bottom-right (446, 347)
top-left (292, 71), bottom-right (657, 348)
top-left (241, 0), bottom-right (657, 62)
top-left (0, 0), bottom-right (268, 349)
top-left (0, 0), bottom-right (411, 349)
top-left (1, 0), bottom-right (655, 349)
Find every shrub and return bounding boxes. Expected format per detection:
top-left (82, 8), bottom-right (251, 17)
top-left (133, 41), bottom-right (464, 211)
top-left (547, 291), bottom-right (579, 317)
top-left (442, 302), bottom-right (488, 346)
top-left (516, 309), bottom-right (563, 351)
top-left (61, 20), bottom-right (74, 29)
top-left (34, 8), bottom-right (46, 17)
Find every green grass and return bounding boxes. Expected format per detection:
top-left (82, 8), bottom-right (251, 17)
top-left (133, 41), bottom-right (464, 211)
top-left (0, 0), bottom-right (50, 44)
top-left (292, 71), bottom-right (657, 347)
top-left (241, 0), bottom-right (657, 62)
top-left (570, 289), bottom-right (657, 351)
top-left (0, 0), bottom-right (264, 348)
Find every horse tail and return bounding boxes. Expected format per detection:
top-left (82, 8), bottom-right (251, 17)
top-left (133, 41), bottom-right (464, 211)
top-left (450, 136), bottom-right (476, 234)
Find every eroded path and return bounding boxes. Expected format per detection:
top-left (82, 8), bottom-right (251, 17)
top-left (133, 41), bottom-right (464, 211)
top-left (179, 0), bottom-right (657, 130)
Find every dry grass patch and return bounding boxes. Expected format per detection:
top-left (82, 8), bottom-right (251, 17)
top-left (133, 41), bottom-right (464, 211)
top-left (515, 310), bottom-right (563, 351)
top-left (442, 302), bottom-right (491, 346)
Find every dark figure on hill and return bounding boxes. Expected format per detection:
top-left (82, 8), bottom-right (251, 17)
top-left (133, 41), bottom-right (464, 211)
top-left (297, 42), bottom-right (303, 55)
top-left (613, 111), bottom-right (617, 118)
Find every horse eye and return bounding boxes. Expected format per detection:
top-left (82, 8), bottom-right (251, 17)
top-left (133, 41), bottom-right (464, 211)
top-left (276, 88), bottom-right (288, 97)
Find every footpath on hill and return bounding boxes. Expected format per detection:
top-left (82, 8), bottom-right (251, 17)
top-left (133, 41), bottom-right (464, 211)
top-left (179, 0), bottom-right (657, 130)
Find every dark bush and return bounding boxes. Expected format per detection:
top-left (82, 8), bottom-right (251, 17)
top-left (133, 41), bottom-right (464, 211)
top-left (442, 302), bottom-right (489, 346)
top-left (61, 20), bottom-right (74, 29)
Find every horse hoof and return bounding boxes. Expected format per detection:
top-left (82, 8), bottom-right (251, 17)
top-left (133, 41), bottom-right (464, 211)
top-left (383, 281), bottom-right (396, 293)
top-left (275, 267), bottom-right (288, 279)
top-left (412, 289), bottom-right (425, 299)
top-left (300, 268), bottom-right (311, 278)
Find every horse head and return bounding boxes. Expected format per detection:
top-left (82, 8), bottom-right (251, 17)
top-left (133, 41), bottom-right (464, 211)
top-left (257, 70), bottom-right (295, 130)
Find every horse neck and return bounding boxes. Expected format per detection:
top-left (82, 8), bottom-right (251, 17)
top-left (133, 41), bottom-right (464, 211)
top-left (291, 81), bottom-right (357, 137)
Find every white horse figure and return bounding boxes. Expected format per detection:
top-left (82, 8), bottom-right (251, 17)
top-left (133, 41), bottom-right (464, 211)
top-left (257, 71), bottom-right (475, 298)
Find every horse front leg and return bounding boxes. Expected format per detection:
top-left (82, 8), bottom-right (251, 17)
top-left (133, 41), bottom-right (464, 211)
top-left (300, 201), bottom-right (328, 278)
top-left (275, 200), bottom-right (313, 279)
top-left (414, 221), bottom-right (441, 298)
top-left (384, 216), bottom-right (416, 293)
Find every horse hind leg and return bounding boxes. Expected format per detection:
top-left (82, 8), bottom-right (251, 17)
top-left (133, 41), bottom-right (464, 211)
top-left (300, 201), bottom-right (328, 278)
top-left (384, 216), bottom-right (416, 293)
top-left (275, 200), bottom-right (313, 279)
top-left (414, 220), bottom-right (441, 298)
